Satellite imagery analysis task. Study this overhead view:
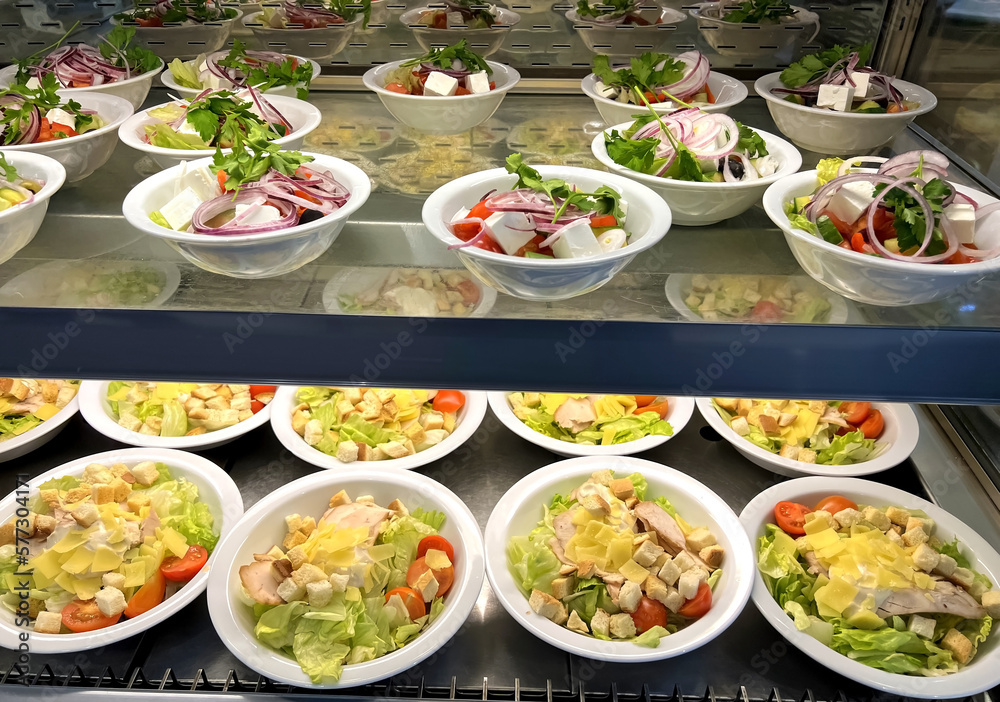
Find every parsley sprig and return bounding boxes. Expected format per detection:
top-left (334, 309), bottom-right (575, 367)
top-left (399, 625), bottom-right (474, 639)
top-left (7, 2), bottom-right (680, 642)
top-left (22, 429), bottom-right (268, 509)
top-left (736, 122), bottom-right (768, 158)
top-left (722, 0), bottom-right (796, 23)
top-left (873, 176), bottom-right (952, 254)
top-left (14, 25), bottom-right (158, 84)
top-left (218, 40), bottom-right (315, 100)
top-left (0, 153), bottom-right (18, 182)
top-left (504, 153), bottom-right (625, 223)
top-left (184, 90), bottom-right (286, 148)
top-left (213, 126), bottom-right (313, 192)
top-left (592, 52), bottom-right (687, 96)
top-left (780, 44), bottom-right (873, 88)
top-left (323, 0), bottom-right (372, 27)
top-left (0, 74), bottom-right (92, 145)
top-left (402, 40), bottom-right (491, 75)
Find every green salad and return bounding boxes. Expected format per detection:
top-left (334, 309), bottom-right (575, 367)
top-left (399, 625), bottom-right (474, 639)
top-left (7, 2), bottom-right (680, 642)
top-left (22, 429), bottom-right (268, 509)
top-left (506, 393), bottom-right (673, 446)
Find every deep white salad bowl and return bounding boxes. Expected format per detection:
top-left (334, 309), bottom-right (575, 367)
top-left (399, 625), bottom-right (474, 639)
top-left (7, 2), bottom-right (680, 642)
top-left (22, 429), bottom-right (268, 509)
top-left (206, 466), bottom-right (486, 688)
top-left (484, 455), bottom-right (754, 661)
top-left (567, 8), bottom-right (687, 57)
top-left (422, 165), bottom-right (672, 300)
top-left (243, 11), bottom-right (363, 61)
top-left (0, 382), bottom-right (77, 463)
top-left (160, 55), bottom-right (322, 100)
top-left (741, 476), bottom-right (1000, 698)
top-left (121, 152), bottom-right (372, 278)
top-left (117, 94), bottom-right (323, 170)
top-left (762, 170), bottom-right (1000, 305)
top-left (114, 12), bottom-right (243, 62)
top-left (0, 92), bottom-right (134, 182)
top-left (488, 392), bottom-right (695, 457)
top-left (689, 3), bottom-right (819, 59)
top-left (0, 447), bottom-right (243, 653)
top-left (582, 71), bottom-right (748, 125)
top-left (696, 397), bottom-right (919, 477)
top-left (0, 151), bottom-right (66, 266)
top-left (592, 122), bottom-right (802, 226)
top-left (0, 60), bottom-right (164, 111)
top-left (363, 60), bottom-right (520, 135)
top-left (400, 7), bottom-right (521, 57)
top-left (755, 73), bottom-right (938, 155)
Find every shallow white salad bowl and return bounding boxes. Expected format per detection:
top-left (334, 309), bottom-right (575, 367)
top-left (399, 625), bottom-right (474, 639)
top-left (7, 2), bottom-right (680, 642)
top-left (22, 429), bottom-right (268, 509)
top-left (243, 11), bottom-right (363, 61)
top-left (115, 12), bottom-right (243, 62)
top-left (689, 3), bottom-right (819, 59)
top-left (400, 7), bottom-right (521, 57)
top-left (581, 71), bottom-right (748, 125)
top-left (0, 380), bottom-right (77, 463)
top-left (160, 55), bottom-right (322, 100)
top-left (0, 61), bottom-right (163, 111)
top-left (0, 151), bottom-right (66, 266)
top-left (567, 8), bottom-right (687, 58)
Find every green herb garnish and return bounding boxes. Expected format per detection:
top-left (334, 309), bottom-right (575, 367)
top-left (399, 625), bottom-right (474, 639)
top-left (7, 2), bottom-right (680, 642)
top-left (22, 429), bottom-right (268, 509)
top-left (99, 25), bottom-right (161, 73)
top-left (116, 0), bottom-right (237, 24)
top-left (722, 0), bottom-right (796, 23)
top-left (212, 125), bottom-right (314, 192)
top-left (0, 153), bottom-right (17, 182)
top-left (872, 175), bottom-right (952, 254)
top-left (184, 89), bottom-right (286, 148)
top-left (592, 52), bottom-right (687, 98)
top-left (576, 0), bottom-right (636, 20)
top-left (0, 74), bottom-right (92, 145)
top-left (504, 153), bottom-right (625, 223)
top-left (780, 44), bottom-right (873, 88)
top-left (736, 121), bottom-right (768, 158)
top-left (401, 39), bottom-right (491, 75)
top-left (218, 39), bottom-right (315, 100)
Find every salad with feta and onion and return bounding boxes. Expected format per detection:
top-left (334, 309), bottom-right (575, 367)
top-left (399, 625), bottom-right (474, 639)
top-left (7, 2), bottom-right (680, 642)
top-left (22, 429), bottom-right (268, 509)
top-left (0, 75), bottom-right (107, 145)
top-left (773, 45), bottom-right (920, 114)
top-left (508, 470), bottom-right (723, 645)
top-left (507, 393), bottom-right (673, 446)
top-left (680, 275), bottom-right (833, 323)
top-left (383, 41), bottom-right (495, 97)
top-left (116, 0), bottom-right (237, 26)
top-left (239, 490), bottom-right (455, 683)
top-left (0, 154), bottom-right (44, 212)
top-left (591, 51), bottom-right (716, 108)
top-left (167, 40), bottom-right (314, 100)
top-left (575, 0), bottom-right (662, 24)
top-left (761, 494), bottom-right (996, 674)
top-left (414, 0), bottom-right (496, 28)
top-left (0, 379), bottom-right (78, 441)
top-left (0, 460), bottom-right (217, 634)
top-left (260, 0), bottom-right (371, 29)
top-left (338, 268), bottom-right (483, 317)
top-left (785, 151), bottom-right (1000, 264)
top-left (448, 154), bottom-right (629, 258)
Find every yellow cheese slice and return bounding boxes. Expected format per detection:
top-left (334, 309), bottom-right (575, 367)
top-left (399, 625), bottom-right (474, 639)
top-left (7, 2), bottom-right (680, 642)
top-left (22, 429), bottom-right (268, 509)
top-left (619, 559), bottom-right (649, 584)
top-left (92, 545), bottom-right (123, 572)
top-left (425, 549), bottom-right (452, 570)
top-left (74, 577), bottom-right (102, 601)
top-left (31, 549), bottom-right (64, 580)
top-left (61, 548), bottom-right (95, 575)
top-left (33, 403), bottom-right (60, 421)
top-left (161, 527), bottom-right (189, 558)
top-left (122, 561), bottom-right (146, 588)
top-left (54, 571), bottom-right (76, 595)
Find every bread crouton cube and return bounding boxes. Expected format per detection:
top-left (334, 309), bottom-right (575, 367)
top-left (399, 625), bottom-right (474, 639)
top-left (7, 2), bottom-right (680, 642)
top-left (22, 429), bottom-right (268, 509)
top-left (885, 529), bottom-right (903, 546)
top-left (91, 483), bottom-right (115, 505)
top-left (72, 503), bottom-right (99, 528)
top-left (906, 516), bottom-right (933, 534)
top-left (378, 441), bottom-right (410, 459)
top-left (329, 573), bottom-right (350, 592)
top-left (609, 613), bottom-right (636, 639)
top-left (643, 575), bottom-right (668, 605)
top-left (632, 539), bottom-right (665, 567)
top-left (677, 569), bottom-right (703, 600)
top-left (127, 493), bottom-right (151, 513)
top-left (96, 587), bottom-right (126, 617)
top-left (299, 516), bottom-right (316, 536)
top-left (715, 397), bottom-right (738, 411)
top-left (576, 560), bottom-right (596, 579)
top-left (834, 508), bottom-right (862, 529)
top-left (798, 449), bottom-right (817, 464)
top-left (862, 507), bottom-right (891, 532)
top-left (336, 440), bottom-right (359, 463)
top-left (420, 412), bottom-right (445, 431)
top-left (940, 628), bottom-right (973, 664)
top-left (657, 559), bottom-right (681, 586)
top-left (700, 545), bottom-right (725, 569)
top-left (950, 567), bottom-right (975, 589)
top-left (34, 610), bottom-right (62, 634)
top-left (933, 553), bottom-right (957, 577)
top-left (778, 412), bottom-right (797, 427)
top-left (672, 551), bottom-right (696, 573)
top-left (728, 416), bottom-right (749, 436)
top-left (981, 590), bottom-right (1000, 618)
top-left (282, 529), bottom-right (308, 551)
top-left (546, 575), bottom-right (575, 602)
top-left (757, 412), bottom-right (779, 435)
top-left (566, 610), bottom-right (589, 634)
top-left (686, 527), bottom-right (717, 552)
top-left (907, 614), bottom-right (936, 639)
top-left (286, 546), bottom-right (308, 570)
top-left (902, 526), bottom-right (929, 548)
top-left (591, 608), bottom-right (611, 637)
top-left (131, 461), bottom-right (160, 486)
top-left (885, 506), bottom-right (911, 527)
top-left (356, 443), bottom-right (376, 461)
top-left (118, 413), bottom-right (141, 432)
top-left (64, 485), bottom-right (91, 504)
top-left (111, 478), bottom-right (131, 502)
top-left (778, 444), bottom-right (800, 460)
top-left (292, 563), bottom-right (328, 587)
top-left (808, 510), bottom-right (837, 531)
top-left (580, 493), bottom-right (611, 515)
top-left (387, 499), bottom-right (408, 516)
top-left (205, 395), bottom-right (230, 411)
top-left (528, 589), bottom-right (568, 625)
top-left (83, 463), bottom-right (113, 484)
top-left (911, 543), bottom-right (940, 572)
top-left (192, 386), bottom-right (218, 400)
top-left (306, 580), bottom-right (333, 608)
top-left (39, 489), bottom-right (60, 508)
top-left (618, 581), bottom-right (642, 613)
top-left (609, 478), bottom-right (634, 500)
top-left (34, 514), bottom-right (56, 539)
top-left (303, 420), bottom-right (324, 446)
top-left (329, 490), bottom-right (351, 508)
top-left (285, 514), bottom-right (303, 533)
top-left (102, 572), bottom-right (126, 591)
top-left (276, 577), bottom-right (306, 603)
top-left (662, 587), bottom-right (685, 613)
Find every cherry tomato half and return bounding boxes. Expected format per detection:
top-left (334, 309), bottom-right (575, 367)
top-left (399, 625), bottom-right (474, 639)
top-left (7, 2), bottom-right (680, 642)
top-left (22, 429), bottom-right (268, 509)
top-left (814, 495), bottom-right (858, 514)
top-left (386, 586), bottom-right (427, 620)
top-left (61, 599), bottom-right (121, 633)
top-left (630, 596), bottom-right (668, 633)
top-left (678, 583), bottom-right (712, 619)
top-left (750, 300), bottom-right (783, 323)
top-left (160, 545), bottom-right (209, 582)
top-left (860, 409), bottom-right (884, 439)
top-left (432, 391), bottom-right (465, 414)
top-left (417, 535), bottom-right (456, 562)
top-left (840, 402), bottom-right (871, 425)
top-left (635, 401), bottom-right (669, 420)
top-left (775, 501), bottom-right (812, 535)
top-left (124, 570), bottom-right (165, 619)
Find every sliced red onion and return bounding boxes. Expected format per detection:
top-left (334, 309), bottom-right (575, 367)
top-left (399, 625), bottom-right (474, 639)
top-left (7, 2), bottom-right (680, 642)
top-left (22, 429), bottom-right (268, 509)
top-left (446, 217), bottom-right (488, 249)
top-left (419, 63), bottom-right (472, 78)
top-left (191, 190), bottom-right (298, 235)
top-left (658, 51), bottom-right (710, 102)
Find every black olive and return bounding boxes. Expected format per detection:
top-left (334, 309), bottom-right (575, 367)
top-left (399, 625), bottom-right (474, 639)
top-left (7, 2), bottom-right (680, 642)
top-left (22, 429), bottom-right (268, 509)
top-left (717, 156), bottom-right (745, 180)
top-left (299, 209), bottom-right (325, 224)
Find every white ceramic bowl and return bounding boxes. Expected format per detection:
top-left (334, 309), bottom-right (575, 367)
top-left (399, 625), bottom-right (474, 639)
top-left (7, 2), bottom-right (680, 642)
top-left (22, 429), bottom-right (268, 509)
top-left (78, 380), bottom-right (274, 450)
top-left (0, 388), bottom-right (78, 463)
top-left (321, 267), bottom-right (498, 317)
top-left (0, 259), bottom-right (180, 309)
top-left (592, 123), bottom-right (802, 226)
top-left (763, 171), bottom-right (1000, 305)
top-left (243, 11), bottom-right (361, 60)
top-left (271, 386), bottom-right (487, 470)
top-left (755, 73), bottom-right (938, 155)
top-left (160, 55), bottom-right (322, 100)
top-left (363, 61), bottom-right (520, 136)
top-left (488, 392), bottom-right (695, 457)
top-left (115, 12), bottom-right (243, 62)
top-left (567, 8), bottom-right (687, 58)
top-left (0, 61), bottom-right (163, 111)
top-left (401, 7), bottom-right (521, 57)
top-left (118, 94), bottom-right (322, 170)
top-left (696, 397), bottom-right (919, 477)
top-left (689, 3), bottom-right (819, 59)
top-left (0, 151), bottom-right (66, 265)
top-left (0, 447), bottom-right (242, 653)
top-left (485, 455), bottom-right (754, 661)
top-left (0, 93), bottom-right (134, 183)
top-left (122, 152), bottom-right (370, 278)
top-left (741, 476), bottom-right (1000, 698)
top-left (422, 165), bottom-right (672, 300)
top-left (207, 465), bottom-right (485, 687)
top-left (582, 71), bottom-right (748, 125)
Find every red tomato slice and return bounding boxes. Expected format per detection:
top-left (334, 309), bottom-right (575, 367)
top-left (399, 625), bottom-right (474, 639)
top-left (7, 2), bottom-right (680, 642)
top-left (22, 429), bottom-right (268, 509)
top-left (635, 401), bottom-right (669, 419)
top-left (860, 409), bottom-right (884, 439)
top-left (630, 595), bottom-right (667, 632)
top-left (385, 83), bottom-right (410, 94)
top-left (467, 200), bottom-right (493, 221)
top-left (250, 399), bottom-right (265, 414)
top-left (406, 557), bottom-right (454, 599)
top-left (590, 214), bottom-right (618, 228)
top-left (160, 545), bottom-right (209, 582)
top-left (678, 583), bottom-right (712, 619)
top-left (840, 402), bottom-right (871, 425)
top-left (61, 599), bottom-right (121, 633)
top-left (775, 501), bottom-right (812, 535)
top-left (417, 535), bottom-right (456, 562)
top-left (249, 385), bottom-right (276, 398)
top-left (386, 586), bottom-right (427, 619)
top-left (814, 496), bottom-right (858, 514)
top-left (750, 300), bottom-right (783, 323)
top-left (124, 570), bottom-right (165, 619)
top-left (432, 390), bottom-right (465, 413)
top-left (821, 210), bottom-right (856, 237)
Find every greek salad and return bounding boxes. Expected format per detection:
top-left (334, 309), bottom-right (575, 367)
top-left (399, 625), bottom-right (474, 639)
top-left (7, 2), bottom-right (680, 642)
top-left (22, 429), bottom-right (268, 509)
top-left (0, 154), bottom-right (44, 213)
top-left (239, 491), bottom-right (455, 683)
top-left (591, 51), bottom-right (716, 108)
top-left (506, 393), bottom-right (673, 445)
top-left (0, 74), bottom-right (107, 144)
top-left (508, 470), bottom-right (723, 644)
top-left (291, 387), bottom-right (464, 462)
top-left (13, 26), bottom-right (160, 89)
top-left (167, 40), bottom-right (314, 100)
top-left (260, 0), bottom-right (371, 29)
top-left (150, 130), bottom-right (351, 234)
top-left (414, 0), bottom-right (496, 29)
top-left (383, 41), bottom-right (495, 97)
top-left (711, 399), bottom-right (887, 465)
top-left (761, 495), bottom-right (996, 674)
top-left (774, 45), bottom-right (920, 114)
top-left (0, 460), bottom-right (217, 634)
top-left (576, 0), bottom-right (662, 24)
top-left (448, 154), bottom-right (629, 258)
top-left (338, 269), bottom-right (483, 317)
top-left (722, 0), bottom-right (796, 22)
top-left (0, 379), bottom-right (78, 441)
top-left (116, 0), bottom-right (237, 26)
top-left (605, 107), bottom-right (779, 182)
top-left (681, 275), bottom-right (833, 323)
top-left (107, 382), bottom-right (275, 438)
top-left (785, 151), bottom-right (1000, 264)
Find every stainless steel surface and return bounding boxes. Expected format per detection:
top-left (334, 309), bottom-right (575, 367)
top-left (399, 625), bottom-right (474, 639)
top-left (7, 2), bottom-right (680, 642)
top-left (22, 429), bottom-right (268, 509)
top-left (928, 404), bottom-right (1000, 516)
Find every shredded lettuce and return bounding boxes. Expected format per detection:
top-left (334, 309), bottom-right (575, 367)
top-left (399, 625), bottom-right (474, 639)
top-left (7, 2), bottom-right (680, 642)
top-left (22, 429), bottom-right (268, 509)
top-left (168, 57), bottom-right (203, 89)
top-left (144, 123), bottom-right (210, 150)
top-left (632, 625), bottom-right (670, 647)
top-left (143, 464), bottom-right (218, 550)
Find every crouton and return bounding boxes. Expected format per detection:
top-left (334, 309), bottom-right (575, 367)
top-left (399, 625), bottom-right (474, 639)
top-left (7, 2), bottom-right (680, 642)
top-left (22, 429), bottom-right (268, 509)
top-left (581, 493), bottom-right (611, 515)
top-left (33, 514), bottom-right (56, 539)
top-left (950, 567), bottom-right (975, 589)
top-left (186, 426), bottom-right (208, 436)
top-left (902, 526), bottom-right (929, 548)
top-left (378, 441), bottom-right (411, 459)
top-left (643, 575), bottom-right (668, 604)
top-left (778, 444), bottom-right (800, 460)
top-left (329, 573), bottom-right (350, 592)
top-left (940, 629), bottom-right (973, 665)
top-left (911, 543), bottom-right (940, 572)
top-left (205, 396), bottom-right (230, 411)
top-left (329, 490), bottom-right (351, 508)
top-left (95, 587), bottom-right (127, 617)
top-left (306, 580), bottom-right (333, 608)
top-left (344, 387), bottom-right (364, 404)
top-left (677, 569), bottom-right (703, 600)
top-left (662, 587), bottom-right (685, 613)
top-left (192, 386), bottom-right (218, 400)
top-left (131, 461), bottom-right (160, 486)
top-left (808, 510), bottom-right (837, 531)
top-left (286, 546), bottom-right (308, 570)
top-left (632, 540), bottom-right (665, 567)
top-left (715, 397), bottom-right (738, 411)
top-left (686, 527), bottom-right (717, 552)
top-left (798, 449), bottom-right (817, 464)
top-left (700, 545), bottom-right (725, 569)
top-left (657, 559), bottom-right (681, 586)
top-left (127, 493), bottom-right (151, 513)
top-left (932, 551), bottom-right (956, 579)
top-left (885, 506), bottom-right (911, 527)
top-left (737, 398), bottom-right (753, 416)
top-left (591, 608), bottom-right (611, 637)
top-left (618, 581), bottom-right (642, 613)
top-left (730, 416), bottom-right (751, 436)
top-left (907, 614), bottom-right (936, 639)
top-left (285, 514), bottom-right (303, 533)
top-left (387, 498), bottom-right (408, 516)
top-left (83, 464), bottom-right (113, 484)
top-left (276, 577), bottom-right (306, 603)
top-left (808, 400), bottom-right (828, 414)
top-left (64, 485), bottom-right (91, 504)
top-left (576, 560), bottom-right (596, 579)
top-left (90, 483), bottom-right (114, 505)
top-left (778, 412), bottom-right (797, 427)
top-left (590, 470), bottom-right (614, 486)
top-left (299, 516), bottom-right (316, 536)
top-left (39, 489), bottom-right (60, 508)
top-left (862, 507), bottom-right (891, 532)
top-left (566, 610), bottom-right (589, 634)
top-left (118, 413), bottom-right (141, 432)
top-left (111, 478), bottom-right (131, 502)
top-left (282, 529), bottom-right (308, 551)
top-left (356, 443), bottom-right (375, 461)
top-left (550, 576), bottom-right (576, 600)
top-left (886, 529), bottom-right (904, 546)
top-left (609, 613), bottom-right (636, 639)
top-left (609, 478), bottom-right (634, 500)
top-left (292, 563), bottom-right (328, 587)
top-left (982, 590), bottom-right (1000, 618)
top-left (906, 516), bottom-right (933, 534)
top-left (72, 503), bottom-right (99, 528)
top-left (757, 413), bottom-right (779, 435)
top-left (528, 589), bottom-right (568, 625)
top-left (834, 508), bottom-right (863, 529)
top-left (672, 551), bottom-right (696, 573)
top-left (34, 611), bottom-right (62, 634)
top-left (303, 420), bottom-right (324, 446)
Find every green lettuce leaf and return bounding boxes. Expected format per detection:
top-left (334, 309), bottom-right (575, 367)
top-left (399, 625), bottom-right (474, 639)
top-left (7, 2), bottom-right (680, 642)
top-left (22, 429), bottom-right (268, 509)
top-left (168, 57), bottom-right (204, 89)
top-left (632, 625), bottom-right (669, 647)
top-left (144, 123), bottom-right (210, 150)
top-left (143, 467), bottom-right (218, 550)
top-left (815, 430), bottom-right (879, 465)
top-left (338, 413), bottom-right (402, 447)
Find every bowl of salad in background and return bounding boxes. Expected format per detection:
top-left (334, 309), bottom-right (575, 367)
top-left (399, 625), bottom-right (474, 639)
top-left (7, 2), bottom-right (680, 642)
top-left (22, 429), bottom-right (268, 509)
top-left (270, 386), bottom-right (487, 471)
top-left (664, 274), bottom-right (849, 324)
top-left (762, 154), bottom-right (1000, 306)
top-left (0, 447), bottom-right (242, 653)
top-left (117, 88), bottom-right (322, 170)
top-left (741, 477), bottom-right (1000, 698)
top-left (0, 26), bottom-right (164, 110)
top-left (0, 259), bottom-right (180, 308)
top-left (79, 381), bottom-right (276, 450)
top-left (485, 455), bottom-right (753, 660)
top-left (243, 2), bottom-right (367, 61)
top-left (697, 397), bottom-right (919, 477)
top-left (592, 115), bottom-right (801, 226)
top-left (400, 5), bottom-right (520, 57)
top-left (754, 46), bottom-right (936, 155)
top-left (207, 466), bottom-right (485, 687)
top-left (567, 5), bottom-right (687, 58)
top-left (0, 152), bottom-right (66, 265)
top-left (0, 378), bottom-right (79, 462)
top-left (581, 51), bottom-right (748, 126)
top-left (321, 267), bottom-right (497, 317)
top-left (422, 156), bottom-right (672, 300)
top-left (689, 2), bottom-right (819, 59)
top-left (114, 4), bottom-right (242, 62)
top-left (489, 393), bottom-right (694, 457)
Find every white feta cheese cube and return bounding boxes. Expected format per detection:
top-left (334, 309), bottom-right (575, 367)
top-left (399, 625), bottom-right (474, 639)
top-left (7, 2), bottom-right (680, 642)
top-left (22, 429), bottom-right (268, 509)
top-left (944, 203), bottom-right (976, 245)
top-left (158, 187), bottom-right (206, 231)
top-left (234, 203), bottom-right (283, 225)
top-left (466, 71), bottom-right (491, 94)
top-left (975, 208), bottom-right (1000, 252)
top-left (423, 71), bottom-right (459, 97)
top-left (178, 119), bottom-right (202, 137)
top-left (594, 80), bottom-right (617, 99)
top-left (176, 162), bottom-right (222, 201)
top-left (451, 59), bottom-right (465, 71)
top-left (446, 11), bottom-right (464, 26)
top-left (816, 83), bottom-right (855, 112)
top-left (485, 211), bottom-right (536, 255)
top-left (25, 77), bottom-right (41, 90)
top-left (550, 219), bottom-right (604, 259)
top-left (849, 71), bottom-right (870, 99)
top-left (825, 180), bottom-right (875, 225)
top-left (596, 227), bottom-right (627, 252)
top-left (45, 107), bottom-right (76, 131)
